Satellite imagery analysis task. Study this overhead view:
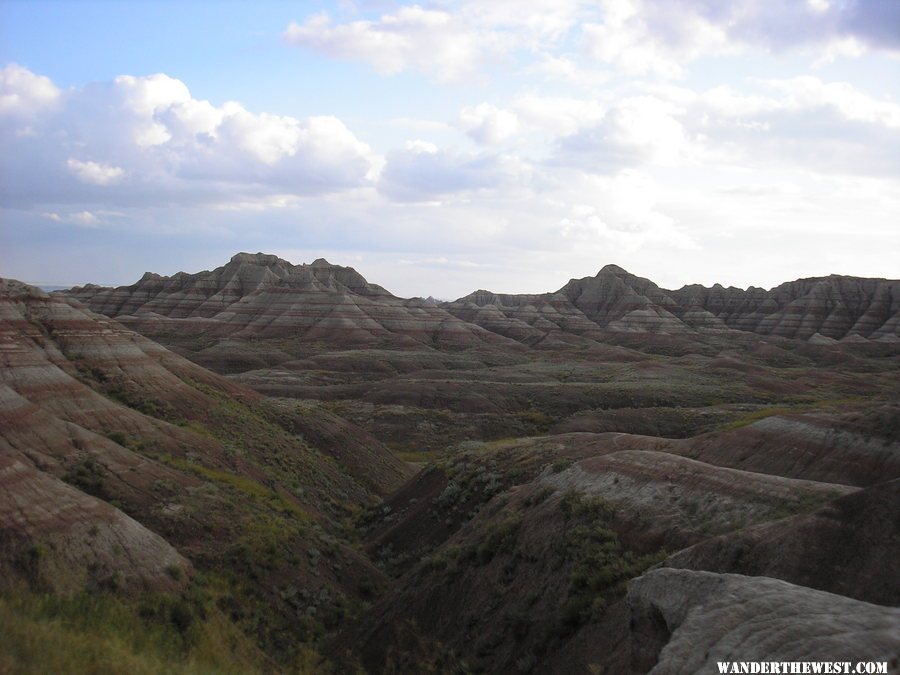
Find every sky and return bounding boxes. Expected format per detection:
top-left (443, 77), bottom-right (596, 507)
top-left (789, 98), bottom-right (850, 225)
top-left (1, 0), bottom-right (898, 299)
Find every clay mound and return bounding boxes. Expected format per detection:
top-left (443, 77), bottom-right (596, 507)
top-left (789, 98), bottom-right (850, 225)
top-left (674, 409), bottom-right (900, 487)
top-left (627, 569), bottom-right (900, 674)
top-left (541, 449), bottom-right (852, 552)
top-left (666, 479), bottom-right (900, 605)
top-left (0, 456), bottom-right (190, 594)
top-left (808, 332), bottom-right (838, 345)
top-left (62, 257), bottom-right (898, 358)
top-left (1, 277), bottom-right (405, 654)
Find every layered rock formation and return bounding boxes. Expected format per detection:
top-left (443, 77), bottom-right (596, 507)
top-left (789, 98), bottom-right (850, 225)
top-left (447, 264), bottom-right (900, 342)
top-left (0, 277), bottom-right (407, 648)
top-left (0, 455), bottom-right (191, 594)
top-left (62, 255), bottom-right (899, 367)
top-left (666, 479), bottom-right (900, 605)
top-left (627, 569), bottom-right (900, 674)
top-left (65, 253), bottom-right (514, 357)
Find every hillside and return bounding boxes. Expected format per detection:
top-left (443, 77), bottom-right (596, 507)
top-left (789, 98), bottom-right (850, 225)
top-left (0, 278), bottom-right (411, 668)
top-left (3, 260), bottom-right (898, 673)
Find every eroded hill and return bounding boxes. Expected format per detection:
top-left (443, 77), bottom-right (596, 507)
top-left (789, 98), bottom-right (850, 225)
top-left (3, 256), bottom-right (898, 673)
top-left (0, 278), bottom-right (411, 669)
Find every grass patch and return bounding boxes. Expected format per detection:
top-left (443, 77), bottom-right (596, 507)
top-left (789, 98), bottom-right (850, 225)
top-left (0, 585), bottom-right (269, 675)
top-left (719, 397), bottom-right (867, 432)
top-left (394, 449), bottom-right (436, 463)
top-left (165, 457), bottom-right (311, 523)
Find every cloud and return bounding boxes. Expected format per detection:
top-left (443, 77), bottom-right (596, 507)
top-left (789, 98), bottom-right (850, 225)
top-left (552, 170), bottom-right (698, 251)
top-left (581, 0), bottom-right (730, 77)
top-left (66, 159), bottom-right (124, 185)
top-left (0, 66), bottom-right (380, 209)
top-left (580, 0), bottom-right (900, 78)
top-left (70, 210), bottom-right (101, 226)
top-left (284, 7), bottom-right (500, 82)
top-left (378, 140), bottom-right (529, 201)
top-left (528, 53), bottom-right (611, 89)
top-left (283, 1), bottom-right (596, 81)
top-left (672, 76), bottom-right (900, 176)
top-left (457, 95), bottom-right (605, 146)
top-left (0, 63), bottom-right (60, 117)
top-left (283, 1), bottom-right (899, 86)
top-left (551, 96), bottom-right (689, 171)
top-left (458, 103), bottom-right (520, 145)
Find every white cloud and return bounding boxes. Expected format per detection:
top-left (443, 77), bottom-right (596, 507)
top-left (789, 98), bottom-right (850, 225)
top-left (70, 210), bottom-right (101, 226)
top-left (766, 76), bottom-right (900, 128)
top-left (0, 63), bottom-right (60, 117)
top-left (581, 0), bottom-right (730, 78)
top-left (668, 77), bottom-right (900, 175)
top-left (378, 142), bottom-right (529, 202)
top-left (284, 7), bottom-right (499, 82)
top-left (510, 95), bottom-right (605, 137)
top-left (458, 103), bottom-right (520, 145)
top-left (529, 53), bottom-right (610, 89)
top-left (578, 0), bottom-right (900, 79)
top-left (551, 96), bottom-right (689, 171)
top-left (66, 158), bottom-right (125, 185)
top-left (284, 1), bottom-right (601, 82)
top-left (0, 66), bottom-right (380, 209)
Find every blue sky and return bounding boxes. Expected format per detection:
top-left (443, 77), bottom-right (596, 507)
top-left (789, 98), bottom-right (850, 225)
top-left (1, 0), bottom-right (898, 297)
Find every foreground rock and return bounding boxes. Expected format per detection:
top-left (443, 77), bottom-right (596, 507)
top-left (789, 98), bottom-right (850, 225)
top-left (666, 479), bottom-right (900, 605)
top-left (628, 569), bottom-right (900, 673)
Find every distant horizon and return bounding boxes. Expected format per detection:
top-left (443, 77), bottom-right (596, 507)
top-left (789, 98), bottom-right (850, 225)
top-left (22, 250), bottom-right (899, 302)
top-left (2, 1), bottom-right (899, 299)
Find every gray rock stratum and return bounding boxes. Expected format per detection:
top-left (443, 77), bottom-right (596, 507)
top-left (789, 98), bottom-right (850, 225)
top-left (628, 568), bottom-right (900, 674)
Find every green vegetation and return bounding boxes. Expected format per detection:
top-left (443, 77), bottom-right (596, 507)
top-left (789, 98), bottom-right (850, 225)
top-left (104, 381), bottom-right (180, 422)
top-left (165, 456), bottom-right (312, 523)
top-left (718, 397), bottom-right (866, 432)
top-left (768, 490), bottom-right (843, 521)
top-left (0, 584), bottom-right (274, 674)
top-left (63, 457), bottom-right (109, 501)
top-left (393, 449), bottom-right (436, 463)
top-left (557, 491), bottom-right (665, 633)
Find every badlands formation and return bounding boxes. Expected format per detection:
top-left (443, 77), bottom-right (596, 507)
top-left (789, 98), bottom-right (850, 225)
top-left (1, 254), bottom-right (898, 672)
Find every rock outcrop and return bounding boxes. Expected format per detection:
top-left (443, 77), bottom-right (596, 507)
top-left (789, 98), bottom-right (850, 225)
top-left (666, 479), bottom-right (900, 605)
top-left (627, 569), bottom-right (900, 674)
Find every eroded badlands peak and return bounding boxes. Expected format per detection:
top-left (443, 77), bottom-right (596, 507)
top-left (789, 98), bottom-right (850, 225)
top-left (65, 253), bottom-right (512, 350)
top-left (62, 254), bottom-right (899, 350)
top-left (68, 252), bottom-right (392, 319)
top-left (447, 263), bottom-right (900, 341)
